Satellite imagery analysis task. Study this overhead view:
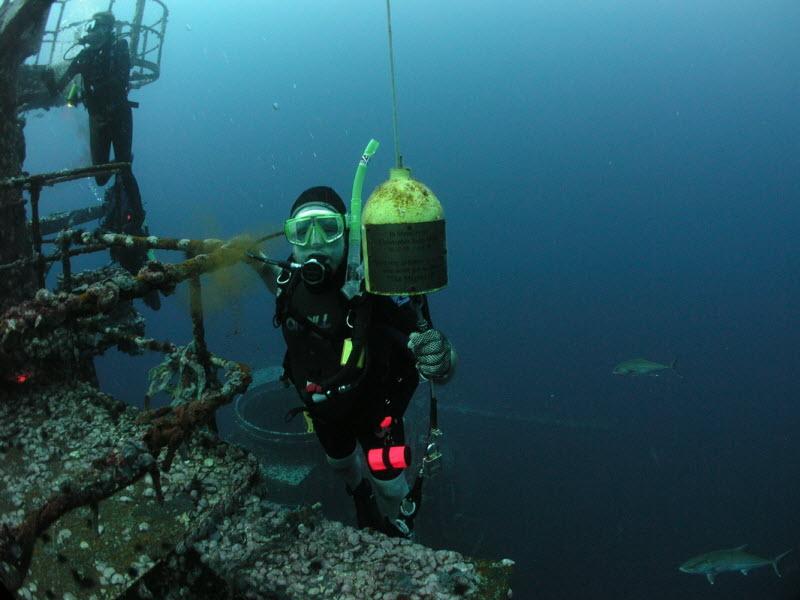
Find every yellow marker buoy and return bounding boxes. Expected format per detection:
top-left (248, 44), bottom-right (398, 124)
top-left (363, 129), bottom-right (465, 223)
top-left (362, 166), bottom-right (447, 295)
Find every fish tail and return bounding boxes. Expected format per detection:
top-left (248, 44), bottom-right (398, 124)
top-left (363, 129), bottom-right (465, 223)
top-left (772, 549), bottom-right (792, 577)
top-left (670, 357), bottom-right (684, 379)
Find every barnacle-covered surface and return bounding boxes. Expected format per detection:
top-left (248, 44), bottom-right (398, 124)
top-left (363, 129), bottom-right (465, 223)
top-left (1, 380), bottom-right (513, 599)
top-left (186, 498), bottom-right (513, 600)
top-left (0, 266), bottom-right (146, 382)
top-left (0, 380), bottom-right (259, 599)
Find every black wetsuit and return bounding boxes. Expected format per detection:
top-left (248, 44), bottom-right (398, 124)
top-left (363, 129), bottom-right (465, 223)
top-left (61, 37), bottom-right (136, 183)
top-left (279, 270), bottom-right (421, 480)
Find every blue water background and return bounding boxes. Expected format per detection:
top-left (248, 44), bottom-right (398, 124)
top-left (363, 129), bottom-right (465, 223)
top-left (23, 1), bottom-right (800, 598)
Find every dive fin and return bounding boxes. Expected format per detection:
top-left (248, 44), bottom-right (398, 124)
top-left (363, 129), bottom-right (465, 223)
top-left (706, 573), bottom-right (715, 585)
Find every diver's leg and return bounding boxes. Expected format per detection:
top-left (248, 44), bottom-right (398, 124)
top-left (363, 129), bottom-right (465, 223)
top-left (326, 447), bottom-right (380, 530)
top-left (111, 105), bottom-right (133, 163)
top-left (360, 417), bottom-right (412, 537)
top-left (314, 419), bottom-right (378, 529)
top-left (358, 376), bottom-right (417, 536)
top-left (90, 113), bottom-right (113, 185)
top-left (326, 445), bottom-right (362, 491)
top-left (111, 107), bottom-right (145, 230)
top-left (367, 469), bottom-right (410, 528)
top-left (314, 418), bottom-right (360, 486)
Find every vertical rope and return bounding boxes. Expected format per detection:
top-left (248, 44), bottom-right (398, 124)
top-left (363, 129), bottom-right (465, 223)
top-left (60, 235), bottom-right (72, 292)
top-left (386, 0), bottom-right (403, 169)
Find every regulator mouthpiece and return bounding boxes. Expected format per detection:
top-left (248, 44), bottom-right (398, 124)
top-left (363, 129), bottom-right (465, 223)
top-left (300, 258), bottom-right (329, 288)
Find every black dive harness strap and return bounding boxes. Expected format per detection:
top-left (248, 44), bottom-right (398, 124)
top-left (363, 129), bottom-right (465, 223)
top-left (282, 295), bottom-right (372, 424)
top-left (318, 293), bottom-right (372, 396)
top-left (274, 266), bottom-right (373, 420)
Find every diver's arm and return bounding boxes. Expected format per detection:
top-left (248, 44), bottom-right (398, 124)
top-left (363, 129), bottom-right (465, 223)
top-left (440, 343), bottom-right (457, 383)
top-left (418, 296), bottom-right (457, 383)
top-left (408, 327), bottom-right (457, 384)
top-left (243, 251), bottom-right (281, 296)
top-left (44, 56), bottom-right (78, 95)
top-left (393, 296), bottom-right (457, 384)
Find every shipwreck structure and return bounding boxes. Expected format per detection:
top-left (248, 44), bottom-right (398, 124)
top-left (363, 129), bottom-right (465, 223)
top-left (17, 0), bottom-right (168, 112)
top-left (0, 1), bottom-right (514, 598)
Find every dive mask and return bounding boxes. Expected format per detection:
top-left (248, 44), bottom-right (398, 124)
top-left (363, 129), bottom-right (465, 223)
top-left (284, 213), bottom-right (345, 246)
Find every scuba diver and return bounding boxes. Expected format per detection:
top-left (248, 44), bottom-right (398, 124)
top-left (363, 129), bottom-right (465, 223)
top-left (46, 11), bottom-right (159, 310)
top-left (246, 186), bottom-right (455, 538)
top-left (47, 11), bottom-right (136, 184)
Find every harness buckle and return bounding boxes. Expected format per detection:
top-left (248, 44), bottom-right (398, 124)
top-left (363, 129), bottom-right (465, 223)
top-left (391, 517), bottom-right (413, 538)
top-left (422, 434), bottom-right (443, 478)
top-left (276, 268), bottom-right (291, 286)
top-left (400, 497), bottom-right (416, 518)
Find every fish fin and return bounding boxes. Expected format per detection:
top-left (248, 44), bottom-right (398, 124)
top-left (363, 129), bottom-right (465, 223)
top-left (772, 549), bottom-right (793, 577)
top-left (733, 544), bottom-right (748, 550)
top-left (706, 573), bottom-right (715, 585)
top-left (740, 569), bottom-right (748, 575)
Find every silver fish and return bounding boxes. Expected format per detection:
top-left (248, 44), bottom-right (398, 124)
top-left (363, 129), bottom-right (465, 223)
top-left (612, 357), bottom-right (679, 377)
top-left (679, 544), bottom-right (792, 585)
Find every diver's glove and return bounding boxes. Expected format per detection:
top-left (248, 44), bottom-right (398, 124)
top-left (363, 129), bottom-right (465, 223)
top-left (407, 329), bottom-right (454, 381)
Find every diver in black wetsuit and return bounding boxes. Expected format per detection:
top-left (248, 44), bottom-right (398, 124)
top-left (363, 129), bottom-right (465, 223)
top-left (247, 186), bottom-right (456, 537)
top-left (47, 12), bottom-right (159, 310)
top-left (49, 12), bottom-right (136, 185)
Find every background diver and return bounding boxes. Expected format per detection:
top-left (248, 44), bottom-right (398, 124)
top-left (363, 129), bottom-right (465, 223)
top-left (246, 186), bottom-right (456, 538)
top-left (45, 11), bottom-right (159, 310)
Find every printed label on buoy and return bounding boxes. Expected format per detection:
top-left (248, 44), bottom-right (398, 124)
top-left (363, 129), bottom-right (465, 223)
top-left (364, 221), bottom-right (447, 294)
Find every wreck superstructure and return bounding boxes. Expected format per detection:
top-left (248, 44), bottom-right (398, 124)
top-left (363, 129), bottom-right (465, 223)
top-left (0, 1), bottom-right (513, 598)
top-left (18, 0), bottom-right (168, 112)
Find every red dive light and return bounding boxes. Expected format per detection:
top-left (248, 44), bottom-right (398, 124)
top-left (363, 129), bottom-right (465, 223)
top-left (2, 371), bottom-right (32, 385)
top-left (367, 445), bottom-right (411, 472)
